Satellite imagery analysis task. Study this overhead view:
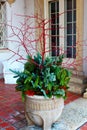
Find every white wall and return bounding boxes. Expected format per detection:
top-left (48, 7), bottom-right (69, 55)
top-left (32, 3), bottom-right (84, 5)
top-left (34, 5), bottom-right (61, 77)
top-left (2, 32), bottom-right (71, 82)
top-left (0, 0), bottom-right (25, 83)
top-left (83, 0), bottom-right (87, 75)
top-left (24, 0), bottom-right (36, 57)
top-left (1, 0), bottom-right (36, 84)
top-left (25, 0), bottom-right (34, 15)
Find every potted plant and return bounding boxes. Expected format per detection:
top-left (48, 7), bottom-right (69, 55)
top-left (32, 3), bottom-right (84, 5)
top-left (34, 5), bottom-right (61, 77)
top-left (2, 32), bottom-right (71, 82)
top-left (8, 15), bottom-right (71, 130)
top-left (11, 53), bottom-right (70, 100)
top-left (10, 52), bottom-right (71, 130)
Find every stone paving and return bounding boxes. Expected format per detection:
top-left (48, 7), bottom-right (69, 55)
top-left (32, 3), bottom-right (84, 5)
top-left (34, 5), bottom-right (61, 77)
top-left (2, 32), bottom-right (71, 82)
top-left (20, 123), bottom-right (70, 130)
top-left (0, 79), bottom-right (87, 130)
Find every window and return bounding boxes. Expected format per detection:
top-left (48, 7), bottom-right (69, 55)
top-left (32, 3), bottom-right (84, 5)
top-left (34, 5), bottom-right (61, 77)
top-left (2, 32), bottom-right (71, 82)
top-left (0, 1), bottom-right (7, 49)
top-left (66, 0), bottom-right (76, 58)
top-left (49, 1), bottom-right (59, 56)
top-left (49, 0), bottom-right (76, 58)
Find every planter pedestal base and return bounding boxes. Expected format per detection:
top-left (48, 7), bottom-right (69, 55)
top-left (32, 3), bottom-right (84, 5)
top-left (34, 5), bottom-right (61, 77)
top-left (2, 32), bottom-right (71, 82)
top-left (25, 95), bottom-right (64, 130)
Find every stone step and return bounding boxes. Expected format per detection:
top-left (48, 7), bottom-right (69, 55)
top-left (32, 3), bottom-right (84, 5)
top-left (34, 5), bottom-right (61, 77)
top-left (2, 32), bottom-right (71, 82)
top-left (70, 74), bottom-right (87, 84)
top-left (68, 69), bottom-right (87, 95)
top-left (69, 82), bottom-right (87, 94)
top-left (70, 68), bottom-right (84, 76)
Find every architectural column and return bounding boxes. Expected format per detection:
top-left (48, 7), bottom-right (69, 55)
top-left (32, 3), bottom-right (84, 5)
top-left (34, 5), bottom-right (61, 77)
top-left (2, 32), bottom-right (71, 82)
top-left (76, 0), bottom-right (84, 73)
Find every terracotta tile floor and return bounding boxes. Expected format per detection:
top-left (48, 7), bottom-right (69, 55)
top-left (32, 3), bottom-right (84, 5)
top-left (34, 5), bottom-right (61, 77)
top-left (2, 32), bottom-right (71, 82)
top-left (0, 79), bottom-right (87, 130)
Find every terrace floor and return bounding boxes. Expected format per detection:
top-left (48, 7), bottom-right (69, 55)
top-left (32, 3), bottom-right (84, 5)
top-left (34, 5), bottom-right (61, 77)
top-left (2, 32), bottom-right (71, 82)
top-left (0, 79), bottom-right (87, 130)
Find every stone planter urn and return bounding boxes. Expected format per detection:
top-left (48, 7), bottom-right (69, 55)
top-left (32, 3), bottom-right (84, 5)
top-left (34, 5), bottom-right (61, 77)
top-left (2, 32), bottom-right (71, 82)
top-left (25, 95), bottom-right (64, 130)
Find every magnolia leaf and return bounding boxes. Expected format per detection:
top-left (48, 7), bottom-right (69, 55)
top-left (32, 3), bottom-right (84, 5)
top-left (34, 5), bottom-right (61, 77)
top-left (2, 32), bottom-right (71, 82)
top-left (41, 89), bottom-right (48, 98)
top-left (24, 76), bottom-right (32, 84)
top-left (50, 73), bottom-right (56, 81)
top-left (47, 83), bottom-right (52, 91)
top-left (53, 89), bottom-right (65, 97)
top-left (22, 92), bottom-right (25, 102)
top-left (34, 76), bottom-right (39, 87)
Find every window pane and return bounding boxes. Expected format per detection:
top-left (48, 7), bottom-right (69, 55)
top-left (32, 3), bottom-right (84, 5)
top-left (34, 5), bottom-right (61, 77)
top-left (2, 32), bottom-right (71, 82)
top-left (73, 23), bottom-right (76, 34)
top-left (67, 47), bottom-right (72, 58)
top-left (51, 2), bottom-right (55, 13)
top-left (73, 47), bottom-right (76, 58)
top-left (51, 25), bottom-right (56, 35)
top-left (73, 10), bottom-right (76, 21)
top-left (74, 0), bottom-right (76, 9)
top-left (51, 14), bottom-right (55, 24)
top-left (51, 36), bottom-right (56, 56)
top-left (67, 11), bottom-right (72, 22)
top-left (57, 37), bottom-right (59, 46)
top-left (67, 36), bottom-right (72, 46)
top-left (73, 35), bottom-right (76, 46)
top-left (52, 46), bottom-right (59, 56)
top-left (67, 0), bottom-right (72, 10)
top-left (57, 46), bottom-right (59, 56)
top-left (67, 23), bottom-right (72, 34)
top-left (52, 37), bottom-right (56, 44)
top-left (52, 46), bottom-right (56, 56)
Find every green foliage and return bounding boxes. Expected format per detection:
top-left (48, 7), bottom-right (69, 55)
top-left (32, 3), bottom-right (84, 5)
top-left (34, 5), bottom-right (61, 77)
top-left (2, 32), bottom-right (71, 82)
top-left (10, 53), bottom-right (71, 100)
top-left (53, 54), bottom-right (64, 65)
